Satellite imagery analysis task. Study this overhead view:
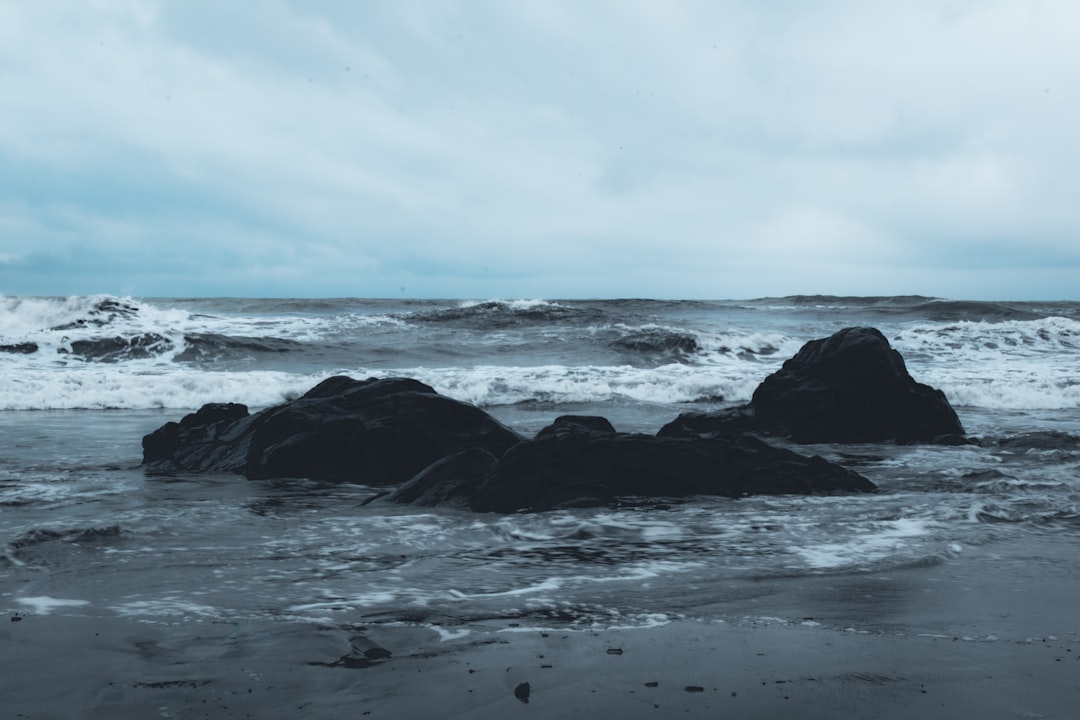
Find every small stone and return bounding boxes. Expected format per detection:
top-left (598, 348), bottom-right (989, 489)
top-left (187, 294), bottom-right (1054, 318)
top-left (514, 682), bottom-right (531, 704)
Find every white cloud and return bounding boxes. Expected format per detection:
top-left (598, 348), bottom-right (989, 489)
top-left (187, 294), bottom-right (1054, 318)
top-left (1, 0), bottom-right (1078, 298)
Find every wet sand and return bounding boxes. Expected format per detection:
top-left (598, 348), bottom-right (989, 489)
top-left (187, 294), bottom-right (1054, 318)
top-left (5, 520), bottom-right (1080, 718)
top-left (3, 609), bottom-right (1078, 720)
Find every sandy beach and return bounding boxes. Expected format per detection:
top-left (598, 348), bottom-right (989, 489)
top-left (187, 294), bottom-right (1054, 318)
top-left (3, 611), bottom-right (1077, 720)
top-left (6, 533), bottom-right (1080, 720)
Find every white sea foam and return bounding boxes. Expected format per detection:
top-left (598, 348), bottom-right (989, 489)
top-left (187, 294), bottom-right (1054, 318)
top-left (791, 518), bottom-right (936, 570)
top-left (894, 316), bottom-right (1080, 358)
top-left (0, 366), bottom-right (324, 410)
top-left (417, 363), bottom-right (760, 407)
top-left (426, 624), bottom-right (472, 641)
top-left (603, 613), bottom-right (673, 630)
top-left (3, 296), bottom-right (1077, 412)
top-left (287, 591), bottom-right (400, 613)
top-left (15, 596), bottom-right (90, 614)
top-left (0, 294), bottom-right (403, 363)
top-left (458, 298), bottom-right (558, 311)
top-left (110, 598), bottom-right (225, 619)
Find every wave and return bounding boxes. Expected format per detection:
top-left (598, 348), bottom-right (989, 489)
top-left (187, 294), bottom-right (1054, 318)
top-left (0, 367), bottom-right (320, 410)
top-left (10, 525), bottom-right (124, 550)
top-left (894, 316), bottom-right (1080, 357)
top-left (893, 317), bottom-right (1080, 411)
top-left (603, 324), bottom-right (795, 367)
top-left (0, 295), bottom-right (146, 336)
top-left (934, 376), bottom-right (1080, 411)
top-left (982, 431), bottom-right (1080, 453)
top-left (62, 333), bottom-right (177, 363)
top-left (403, 299), bottom-right (606, 328)
top-left (0, 294), bottom-right (383, 367)
top-left (0, 363), bottom-right (758, 411)
top-left (903, 300), bottom-right (1046, 322)
top-left (2, 356), bottom-right (1076, 412)
top-left (751, 294), bottom-right (938, 309)
top-left (972, 503), bottom-right (1080, 526)
top-left (175, 333), bottom-right (305, 363)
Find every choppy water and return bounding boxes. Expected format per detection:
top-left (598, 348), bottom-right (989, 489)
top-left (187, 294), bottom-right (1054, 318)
top-left (2, 295), bottom-right (1079, 637)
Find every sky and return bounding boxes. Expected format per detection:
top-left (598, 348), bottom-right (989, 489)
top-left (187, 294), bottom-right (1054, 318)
top-left (1, 1), bottom-right (1078, 300)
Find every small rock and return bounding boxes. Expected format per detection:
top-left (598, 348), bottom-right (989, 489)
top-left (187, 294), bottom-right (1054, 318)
top-left (514, 682), bottom-right (531, 704)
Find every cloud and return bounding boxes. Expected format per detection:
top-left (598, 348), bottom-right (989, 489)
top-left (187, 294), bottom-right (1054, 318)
top-left (1, 1), bottom-right (1078, 299)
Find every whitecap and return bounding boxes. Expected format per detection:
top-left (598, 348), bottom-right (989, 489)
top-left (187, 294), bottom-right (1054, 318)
top-left (16, 596), bottom-right (90, 614)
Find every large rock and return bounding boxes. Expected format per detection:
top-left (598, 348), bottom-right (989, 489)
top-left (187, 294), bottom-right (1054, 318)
top-left (660, 327), bottom-right (964, 444)
top-left (392, 415), bottom-right (876, 513)
top-left (143, 379), bottom-right (877, 514)
top-left (142, 376), bottom-right (524, 484)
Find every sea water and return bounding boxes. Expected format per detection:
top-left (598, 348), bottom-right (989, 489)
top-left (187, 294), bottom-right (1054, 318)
top-left (2, 295), bottom-right (1079, 639)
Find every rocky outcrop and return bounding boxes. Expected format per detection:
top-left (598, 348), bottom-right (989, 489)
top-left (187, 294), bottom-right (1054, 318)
top-left (142, 376), bottom-right (524, 484)
top-left (660, 327), bottom-right (964, 444)
top-left (143, 377), bottom-right (877, 513)
top-left (0, 342), bottom-right (38, 354)
top-left (460, 416), bottom-right (875, 513)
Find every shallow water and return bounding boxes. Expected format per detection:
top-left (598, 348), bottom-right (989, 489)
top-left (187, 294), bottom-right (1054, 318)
top-left (3, 409), bottom-right (1079, 642)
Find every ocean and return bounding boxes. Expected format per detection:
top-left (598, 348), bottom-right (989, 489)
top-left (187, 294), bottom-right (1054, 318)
top-left (3, 294), bottom-right (1080, 641)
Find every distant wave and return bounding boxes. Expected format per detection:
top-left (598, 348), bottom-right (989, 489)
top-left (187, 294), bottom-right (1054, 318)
top-left (609, 326), bottom-right (701, 359)
top-left (403, 299), bottom-right (606, 328)
top-left (753, 294), bottom-right (938, 307)
top-left (0, 294), bottom-right (145, 337)
top-left (903, 300), bottom-right (1046, 322)
top-left (176, 333), bottom-right (304, 363)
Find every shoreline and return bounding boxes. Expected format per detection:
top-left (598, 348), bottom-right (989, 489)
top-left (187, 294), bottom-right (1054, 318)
top-left (3, 612), bottom-right (1077, 719)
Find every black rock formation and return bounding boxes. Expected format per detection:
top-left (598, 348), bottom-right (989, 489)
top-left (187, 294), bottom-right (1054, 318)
top-left (142, 376), bottom-right (524, 484)
top-left (462, 416), bottom-right (874, 513)
top-left (143, 377), bottom-right (876, 513)
top-left (387, 447), bottom-right (499, 507)
top-left (660, 327), bottom-right (964, 444)
top-left (0, 342), bottom-right (38, 354)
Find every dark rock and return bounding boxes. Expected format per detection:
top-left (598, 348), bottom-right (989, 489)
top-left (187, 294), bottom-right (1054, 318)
top-left (144, 375), bottom-right (875, 513)
top-left (0, 342), bottom-right (38, 354)
top-left (658, 409), bottom-right (756, 439)
top-left (611, 328), bottom-right (700, 357)
top-left (534, 415), bottom-right (617, 440)
top-left (387, 448), bottom-right (498, 507)
top-left (465, 420), bottom-right (874, 513)
top-left (142, 403), bottom-right (253, 474)
top-left (514, 682), bottom-right (531, 704)
top-left (660, 327), bottom-right (964, 444)
top-left (142, 376), bottom-right (524, 484)
top-left (349, 635), bottom-right (392, 661)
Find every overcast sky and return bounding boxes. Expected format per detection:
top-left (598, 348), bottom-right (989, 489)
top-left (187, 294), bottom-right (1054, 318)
top-left (2, 1), bottom-right (1078, 300)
